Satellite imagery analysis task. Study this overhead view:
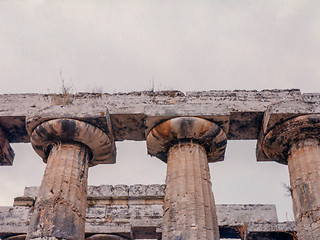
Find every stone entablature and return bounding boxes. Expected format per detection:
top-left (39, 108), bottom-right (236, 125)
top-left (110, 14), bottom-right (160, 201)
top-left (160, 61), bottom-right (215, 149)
top-left (1, 89), bottom-right (318, 147)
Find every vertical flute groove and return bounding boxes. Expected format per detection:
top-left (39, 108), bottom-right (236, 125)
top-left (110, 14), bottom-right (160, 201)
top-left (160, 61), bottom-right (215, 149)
top-left (26, 143), bottom-right (90, 240)
top-left (163, 142), bottom-right (219, 240)
top-left (288, 139), bottom-right (320, 240)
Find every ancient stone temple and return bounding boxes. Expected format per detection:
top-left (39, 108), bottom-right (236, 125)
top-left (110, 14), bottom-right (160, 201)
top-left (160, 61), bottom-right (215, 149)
top-left (0, 89), bottom-right (319, 240)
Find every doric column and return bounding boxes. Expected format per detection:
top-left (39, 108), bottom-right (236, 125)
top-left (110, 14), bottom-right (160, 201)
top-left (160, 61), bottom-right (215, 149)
top-left (25, 118), bottom-right (115, 240)
top-left (147, 117), bottom-right (227, 240)
top-left (262, 114), bottom-right (320, 240)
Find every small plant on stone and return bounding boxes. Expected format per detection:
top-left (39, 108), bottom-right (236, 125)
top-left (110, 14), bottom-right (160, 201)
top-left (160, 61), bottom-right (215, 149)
top-left (281, 182), bottom-right (293, 197)
top-left (51, 71), bottom-right (74, 105)
top-left (236, 223), bottom-right (248, 240)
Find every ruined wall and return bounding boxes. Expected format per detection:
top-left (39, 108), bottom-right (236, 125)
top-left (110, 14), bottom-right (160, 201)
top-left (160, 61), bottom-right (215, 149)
top-left (0, 185), bottom-right (295, 240)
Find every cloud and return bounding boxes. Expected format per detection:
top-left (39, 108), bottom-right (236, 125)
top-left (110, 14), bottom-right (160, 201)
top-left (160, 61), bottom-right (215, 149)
top-left (0, 0), bottom-right (319, 93)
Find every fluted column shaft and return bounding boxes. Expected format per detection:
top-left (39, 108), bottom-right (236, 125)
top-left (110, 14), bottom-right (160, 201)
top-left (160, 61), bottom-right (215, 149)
top-left (147, 117), bottom-right (227, 240)
top-left (262, 114), bottom-right (320, 239)
top-left (164, 142), bottom-right (219, 240)
top-left (27, 143), bottom-right (90, 240)
top-left (288, 138), bottom-right (320, 240)
top-left (25, 118), bottom-right (115, 239)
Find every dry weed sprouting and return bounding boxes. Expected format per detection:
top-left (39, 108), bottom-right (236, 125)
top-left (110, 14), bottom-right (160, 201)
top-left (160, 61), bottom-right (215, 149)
top-left (51, 71), bottom-right (74, 106)
top-left (281, 182), bottom-right (293, 197)
top-left (236, 223), bottom-right (248, 240)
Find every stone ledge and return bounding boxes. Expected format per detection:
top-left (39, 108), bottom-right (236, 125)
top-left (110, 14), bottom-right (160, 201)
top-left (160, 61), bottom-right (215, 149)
top-left (1, 184), bottom-right (296, 239)
top-left (23, 184), bottom-right (166, 199)
top-left (0, 89), bottom-right (310, 144)
top-left (0, 205), bottom-right (295, 239)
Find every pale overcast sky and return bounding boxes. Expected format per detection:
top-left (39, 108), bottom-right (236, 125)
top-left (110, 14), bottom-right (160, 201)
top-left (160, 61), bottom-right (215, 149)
top-left (1, 0), bottom-right (320, 222)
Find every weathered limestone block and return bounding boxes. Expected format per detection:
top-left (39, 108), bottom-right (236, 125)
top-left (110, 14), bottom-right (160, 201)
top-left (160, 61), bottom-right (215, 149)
top-left (0, 126), bottom-right (14, 165)
top-left (23, 186), bottom-right (39, 198)
top-left (25, 118), bottom-right (115, 240)
top-left (259, 107), bottom-right (320, 240)
top-left (13, 197), bottom-right (34, 207)
top-left (112, 185), bottom-right (129, 196)
top-left (87, 185), bottom-right (113, 197)
top-left (24, 184), bottom-right (166, 199)
top-left (0, 89), bottom-right (308, 143)
top-left (216, 204), bottom-right (278, 225)
top-left (147, 117), bottom-right (227, 240)
top-left (129, 184), bottom-right (147, 196)
top-left (145, 184), bottom-right (166, 196)
top-left (0, 199), bottom-right (296, 239)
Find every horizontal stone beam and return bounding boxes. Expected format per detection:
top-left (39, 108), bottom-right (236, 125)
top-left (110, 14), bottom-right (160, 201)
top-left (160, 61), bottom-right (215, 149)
top-left (0, 185), bottom-right (295, 239)
top-left (1, 89), bottom-right (315, 143)
top-left (0, 205), bottom-right (295, 239)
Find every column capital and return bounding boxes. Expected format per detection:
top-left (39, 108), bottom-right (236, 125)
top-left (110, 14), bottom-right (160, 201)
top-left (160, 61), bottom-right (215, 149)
top-left (26, 117), bottom-right (115, 167)
top-left (146, 117), bottom-right (227, 163)
top-left (257, 100), bottom-right (320, 163)
top-left (261, 114), bottom-right (320, 164)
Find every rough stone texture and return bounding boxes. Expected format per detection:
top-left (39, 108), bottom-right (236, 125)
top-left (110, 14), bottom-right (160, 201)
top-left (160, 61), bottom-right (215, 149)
top-left (261, 114), bottom-right (320, 164)
top-left (23, 187), bottom-right (40, 198)
top-left (13, 197), bottom-right (34, 207)
top-left (147, 117), bottom-right (227, 163)
top-left (217, 204), bottom-right (278, 225)
top-left (26, 143), bottom-right (90, 240)
top-left (1, 89), bottom-right (317, 239)
top-left (259, 110), bottom-right (320, 239)
top-left (0, 126), bottom-right (14, 166)
top-left (257, 101), bottom-right (320, 162)
top-left (0, 199), bottom-right (295, 239)
top-left (0, 206), bottom-right (32, 235)
top-left (163, 143), bottom-right (220, 240)
top-left (288, 139), bottom-right (320, 240)
top-left (24, 117), bottom-right (117, 239)
top-left (27, 118), bottom-right (115, 166)
top-left (0, 184), bottom-right (296, 239)
top-left (144, 103), bottom-right (230, 137)
top-left (146, 117), bottom-right (227, 239)
top-left (23, 184), bottom-right (166, 199)
top-left (0, 89), bottom-right (307, 144)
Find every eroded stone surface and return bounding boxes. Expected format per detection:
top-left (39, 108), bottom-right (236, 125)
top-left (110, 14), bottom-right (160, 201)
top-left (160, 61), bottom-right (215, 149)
top-left (0, 89), bottom-right (307, 143)
top-left (27, 118), bottom-right (115, 166)
top-left (257, 101), bottom-right (320, 162)
top-left (262, 114), bottom-right (320, 164)
top-left (146, 117), bottom-right (228, 239)
top-left (0, 186), bottom-right (295, 239)
top-left (163, 143), bottom-right (220, 240)
top-left (26, 143), bottom-right (90, 240)
top-left (0, 126), bottom-right (14, 166)
top-left (259, 112), bottom-right (320, 240)
top-left (146, 117), bottom-right (227, 163)
top-left (288, 139), bottom-right (320, 240)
